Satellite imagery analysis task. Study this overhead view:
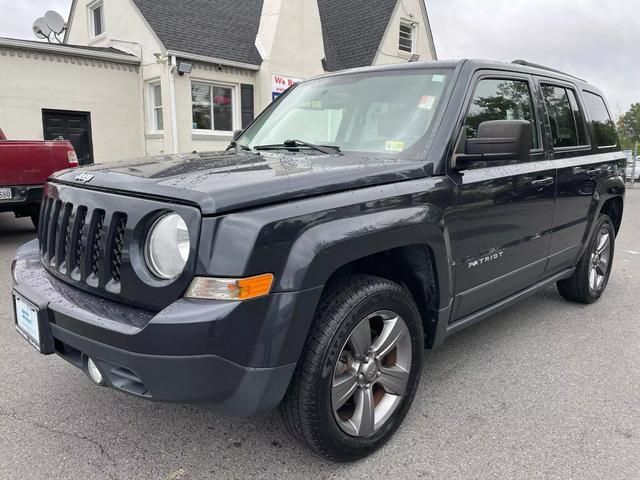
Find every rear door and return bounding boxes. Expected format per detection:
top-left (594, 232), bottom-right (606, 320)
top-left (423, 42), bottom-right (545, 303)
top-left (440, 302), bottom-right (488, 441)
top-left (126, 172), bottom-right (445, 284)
top-left (535, 79), bottom-right (620, 275)
top-left (446, 72), bottom-right (556, 321)
top-left (42, 109), bottom-right (94, 165)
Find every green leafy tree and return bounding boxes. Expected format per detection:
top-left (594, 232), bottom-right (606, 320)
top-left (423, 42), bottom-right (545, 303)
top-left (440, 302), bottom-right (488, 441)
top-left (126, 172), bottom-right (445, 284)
top-left (617, 103), bottom-right (640, 150)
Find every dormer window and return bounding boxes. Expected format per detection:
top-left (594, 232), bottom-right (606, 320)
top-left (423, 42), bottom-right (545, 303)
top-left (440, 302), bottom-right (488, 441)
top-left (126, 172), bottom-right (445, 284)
top-left (399, 21), bottom-right (415, 53)
top-left (89, 1), bottom-right (104, 37)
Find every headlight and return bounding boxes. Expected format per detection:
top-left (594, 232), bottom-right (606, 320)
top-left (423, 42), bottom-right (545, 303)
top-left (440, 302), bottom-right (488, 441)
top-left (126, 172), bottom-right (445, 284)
top-left (145, 213), bottom-right (190, 280)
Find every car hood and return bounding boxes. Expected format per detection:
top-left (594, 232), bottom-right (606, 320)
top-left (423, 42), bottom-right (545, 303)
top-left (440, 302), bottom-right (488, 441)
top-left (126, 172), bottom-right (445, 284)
top-left (51, 150), bottom-right (431, 215)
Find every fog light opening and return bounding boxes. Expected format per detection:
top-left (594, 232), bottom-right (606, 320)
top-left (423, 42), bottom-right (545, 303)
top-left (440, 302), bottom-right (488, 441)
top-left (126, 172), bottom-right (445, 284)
top-left (87, 358), bottom-right (106, 386)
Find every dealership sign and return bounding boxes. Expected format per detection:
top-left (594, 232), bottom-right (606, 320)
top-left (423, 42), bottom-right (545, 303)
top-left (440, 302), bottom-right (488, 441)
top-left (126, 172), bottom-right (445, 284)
top-left (272, 74), bottom-right (302, 100)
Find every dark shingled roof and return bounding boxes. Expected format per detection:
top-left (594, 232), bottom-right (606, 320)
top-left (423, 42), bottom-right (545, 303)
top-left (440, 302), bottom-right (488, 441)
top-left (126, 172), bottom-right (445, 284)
top-left (317, 0), bottom-right (398, 71)
top-left (130, 0), bottom-right (399, 70)
top-left (131, 0), bottom-right (264, 66)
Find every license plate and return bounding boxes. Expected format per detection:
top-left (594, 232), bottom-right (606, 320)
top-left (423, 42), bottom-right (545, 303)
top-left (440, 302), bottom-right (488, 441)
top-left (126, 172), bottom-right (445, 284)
top-left (0, 187), bottom-right (11, 200)
top-left (14, 294), bottom-right (41, 351)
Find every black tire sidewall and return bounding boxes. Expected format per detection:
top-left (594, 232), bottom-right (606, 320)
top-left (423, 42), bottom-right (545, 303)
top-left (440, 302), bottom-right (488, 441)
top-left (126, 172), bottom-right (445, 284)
top-left (309, 282), bottom-right (423, 460)
top-left (30, 213), bottom-right (39, 231)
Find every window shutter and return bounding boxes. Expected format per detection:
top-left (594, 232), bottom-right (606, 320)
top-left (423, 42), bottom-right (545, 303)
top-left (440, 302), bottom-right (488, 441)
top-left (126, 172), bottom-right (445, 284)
top-left (240, 84), bottom-right (255, 129)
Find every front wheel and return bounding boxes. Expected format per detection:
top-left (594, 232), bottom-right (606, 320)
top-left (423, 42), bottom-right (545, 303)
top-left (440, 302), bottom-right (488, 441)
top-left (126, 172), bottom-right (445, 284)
top-left (557, 214), bottom-right (615, 303)
top-left (280, 275), bottom-right (424, 461)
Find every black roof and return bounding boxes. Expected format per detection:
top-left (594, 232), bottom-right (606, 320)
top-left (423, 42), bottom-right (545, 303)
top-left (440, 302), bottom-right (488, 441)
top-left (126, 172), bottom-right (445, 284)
top-left (131, 0), bottom-right (264, 66)
top-left (317, 59), bottom-right (595, 90)
top-left (130, 0), bottom-right (401, 70)
top-left (317, 0), bottom-right (398, 72)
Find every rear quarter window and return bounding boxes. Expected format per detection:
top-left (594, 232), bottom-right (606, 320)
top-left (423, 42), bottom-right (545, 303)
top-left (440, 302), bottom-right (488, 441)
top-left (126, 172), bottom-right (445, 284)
top-left (583, 91), bottom-right (618, 147)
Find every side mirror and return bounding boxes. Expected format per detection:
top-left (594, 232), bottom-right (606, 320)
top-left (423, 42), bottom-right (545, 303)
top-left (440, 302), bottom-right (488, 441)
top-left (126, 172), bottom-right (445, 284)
top-left (453, 120), bottom-right (531, 170)
top-left (232, 129), bottom-right (244, 141)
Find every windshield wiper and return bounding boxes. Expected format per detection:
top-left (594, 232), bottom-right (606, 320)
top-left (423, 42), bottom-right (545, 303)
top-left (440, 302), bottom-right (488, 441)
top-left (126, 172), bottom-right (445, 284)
top-left (226, 140), bottom-right (253, 152)
top-left (254, 139), bottom-right (341, 155)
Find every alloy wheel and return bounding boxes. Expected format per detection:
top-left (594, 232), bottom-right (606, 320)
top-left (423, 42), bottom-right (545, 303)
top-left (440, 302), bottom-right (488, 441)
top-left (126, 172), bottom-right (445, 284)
top-left (589, 226), bottom-right (611, 292)
top-left (331, 309), bottom-right (412, 437)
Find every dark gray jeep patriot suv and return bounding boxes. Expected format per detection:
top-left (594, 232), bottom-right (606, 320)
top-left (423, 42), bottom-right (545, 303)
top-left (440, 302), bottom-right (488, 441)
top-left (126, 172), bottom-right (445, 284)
top-left (11, 59), bottom-right (625, 461)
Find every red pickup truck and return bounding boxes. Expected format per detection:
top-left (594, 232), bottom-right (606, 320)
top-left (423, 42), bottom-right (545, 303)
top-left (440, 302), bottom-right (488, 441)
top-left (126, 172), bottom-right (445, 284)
top-left (0, 128), bottom-right (79, 228)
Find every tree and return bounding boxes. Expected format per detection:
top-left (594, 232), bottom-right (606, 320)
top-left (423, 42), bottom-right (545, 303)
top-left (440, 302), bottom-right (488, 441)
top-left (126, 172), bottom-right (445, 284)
top-left (617, 103), bottom-right (640, 150)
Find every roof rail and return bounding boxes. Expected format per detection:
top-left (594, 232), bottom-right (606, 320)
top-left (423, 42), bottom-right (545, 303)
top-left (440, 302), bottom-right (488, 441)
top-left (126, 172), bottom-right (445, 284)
top-left (511, 59), bottom-right (586, 82)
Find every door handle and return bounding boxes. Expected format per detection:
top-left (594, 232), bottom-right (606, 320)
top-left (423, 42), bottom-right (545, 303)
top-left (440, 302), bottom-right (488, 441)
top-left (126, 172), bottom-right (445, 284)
top-left (531, 177), bottom-right (554, 187)
top-left (587, 168), bottom-right (600, 175)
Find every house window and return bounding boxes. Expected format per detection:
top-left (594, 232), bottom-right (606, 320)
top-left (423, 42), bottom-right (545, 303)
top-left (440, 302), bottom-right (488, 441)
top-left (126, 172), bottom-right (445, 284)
top-left (399, 21), bottom-right (415, 53)
top-left (89, 1), bottom-right (104, 37)
top-left (192, 82), bottom-right (234, 132)
top-left (148, 82), bottom-right (163, 132)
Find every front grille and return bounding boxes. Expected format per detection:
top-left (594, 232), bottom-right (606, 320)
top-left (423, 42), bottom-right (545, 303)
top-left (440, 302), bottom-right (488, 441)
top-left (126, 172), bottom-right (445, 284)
top-left (38, 197), bottom-right (127, 287)
top-left (37, 184), bottom-right (198, 311)
top-left (111, 215), bottom-right (127, 282)
top-left (89, 210), bottom-right (105, 278)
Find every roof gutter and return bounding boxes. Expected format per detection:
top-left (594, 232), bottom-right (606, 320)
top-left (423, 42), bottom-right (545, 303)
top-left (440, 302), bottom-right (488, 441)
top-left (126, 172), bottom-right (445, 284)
top-left (165, 49), bottom-right (260, 71)
top-left (0, 37), bottom-right (140, 64)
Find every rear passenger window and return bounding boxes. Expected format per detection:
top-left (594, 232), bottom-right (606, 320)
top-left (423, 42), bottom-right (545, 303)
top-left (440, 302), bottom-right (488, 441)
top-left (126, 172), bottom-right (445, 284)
top-left (583, 92), bottom-right (618, 147)
top-left (465, 78), bottom-right (538, 149)
top-left (541, 84), bottom-right (588, 148)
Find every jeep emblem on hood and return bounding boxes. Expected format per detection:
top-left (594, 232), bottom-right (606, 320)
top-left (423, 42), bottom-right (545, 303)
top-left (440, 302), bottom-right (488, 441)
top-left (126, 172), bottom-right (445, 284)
top-left (75, 172), bottom-right (94, 183)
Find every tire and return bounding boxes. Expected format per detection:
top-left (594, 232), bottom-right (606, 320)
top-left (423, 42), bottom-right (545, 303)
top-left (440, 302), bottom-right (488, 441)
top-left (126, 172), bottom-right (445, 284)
top-left (280, 274), bottom-right (424, 461)
top-left (557, 214), bottom-right (615, 303)
top-left (30, 212), bottom-right (39, 231)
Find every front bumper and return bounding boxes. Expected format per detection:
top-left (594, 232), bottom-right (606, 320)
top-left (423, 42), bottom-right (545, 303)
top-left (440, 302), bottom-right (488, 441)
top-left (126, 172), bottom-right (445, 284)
top-left (0, 184), bottom-right (43, 214)
top-left (12, 240), bottom-right (323, 416)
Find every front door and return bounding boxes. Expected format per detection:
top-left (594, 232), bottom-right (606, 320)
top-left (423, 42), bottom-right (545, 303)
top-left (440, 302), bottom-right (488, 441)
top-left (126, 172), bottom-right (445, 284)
top-left (42, 109), bottom-right (94, 165)
top-left (446, 73), bottom-right (556, 321)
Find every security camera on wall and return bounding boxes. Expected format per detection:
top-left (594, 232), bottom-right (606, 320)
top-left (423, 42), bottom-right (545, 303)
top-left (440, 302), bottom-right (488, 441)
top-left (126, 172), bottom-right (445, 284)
top-left (33, 11), bottom-right (67, 43)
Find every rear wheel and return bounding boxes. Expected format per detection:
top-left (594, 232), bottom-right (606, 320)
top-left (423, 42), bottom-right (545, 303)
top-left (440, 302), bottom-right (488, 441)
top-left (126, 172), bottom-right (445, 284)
top-left (557, 214), bottom-right (615, 303)
top-left (280, 274), bottom-right (423, 461)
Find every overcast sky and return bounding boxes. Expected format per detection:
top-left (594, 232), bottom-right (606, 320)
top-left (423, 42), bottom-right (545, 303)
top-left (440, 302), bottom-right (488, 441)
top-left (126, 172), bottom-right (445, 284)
top-left (1, 0), bottom-right (637, 115)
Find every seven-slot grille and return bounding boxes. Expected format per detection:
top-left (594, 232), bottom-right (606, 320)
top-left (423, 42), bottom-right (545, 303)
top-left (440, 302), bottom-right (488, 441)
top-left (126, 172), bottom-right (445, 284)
top-left (38, 196), bottom-right (127, 287)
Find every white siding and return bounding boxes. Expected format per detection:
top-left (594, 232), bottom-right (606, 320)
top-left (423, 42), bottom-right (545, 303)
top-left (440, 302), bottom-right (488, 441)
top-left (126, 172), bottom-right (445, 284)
top-left (0, 47), bottom-right (144, 163)
top-left (373, 0), bottom-right (437, 66)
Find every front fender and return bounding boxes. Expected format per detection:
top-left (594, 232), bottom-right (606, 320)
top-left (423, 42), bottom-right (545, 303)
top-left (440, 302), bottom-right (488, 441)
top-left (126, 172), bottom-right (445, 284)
top-left (200, 178), bottom-right (456, 310)
top-left (277, 205), bottom-right (451, 304)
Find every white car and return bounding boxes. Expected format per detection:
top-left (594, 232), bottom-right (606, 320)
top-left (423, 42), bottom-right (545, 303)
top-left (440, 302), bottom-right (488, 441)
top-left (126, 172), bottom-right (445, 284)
top-left (627, 156), bottom-right (640, 181)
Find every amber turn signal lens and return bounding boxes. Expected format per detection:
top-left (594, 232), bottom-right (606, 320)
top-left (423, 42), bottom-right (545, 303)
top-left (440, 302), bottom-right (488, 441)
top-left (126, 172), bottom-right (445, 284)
top-left (185, 274), bottom-right (274, 301)
top-left (236, 274), bottom-right (274, 300)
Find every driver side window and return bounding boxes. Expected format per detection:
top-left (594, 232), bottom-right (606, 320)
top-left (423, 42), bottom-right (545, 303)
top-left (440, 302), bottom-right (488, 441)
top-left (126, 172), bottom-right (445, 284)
top-left (465, 78), bottom-right (539, 149)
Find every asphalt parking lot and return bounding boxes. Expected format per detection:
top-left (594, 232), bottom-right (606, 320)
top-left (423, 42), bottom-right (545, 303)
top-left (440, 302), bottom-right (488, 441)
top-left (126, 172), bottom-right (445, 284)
top-left (0, 190), bottom-right (639, 480)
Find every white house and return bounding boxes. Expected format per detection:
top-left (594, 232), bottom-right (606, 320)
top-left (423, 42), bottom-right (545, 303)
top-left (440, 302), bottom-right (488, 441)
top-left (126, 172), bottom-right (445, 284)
top-left (0, 0), bottom-right (437, 163)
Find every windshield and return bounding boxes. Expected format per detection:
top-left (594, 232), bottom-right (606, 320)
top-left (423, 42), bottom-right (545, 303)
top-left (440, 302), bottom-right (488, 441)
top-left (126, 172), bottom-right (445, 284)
top-left (238, 69), bottom-right (451, 156)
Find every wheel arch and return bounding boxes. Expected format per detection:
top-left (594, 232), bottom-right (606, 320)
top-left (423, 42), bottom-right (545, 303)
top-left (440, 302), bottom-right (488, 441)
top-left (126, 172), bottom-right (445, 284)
top-left (322, 244), bottom-right (442, 348)
top-left (600, 195), bottom-right (623, 235)
top-left (276, 206), bottom-right (453, 349)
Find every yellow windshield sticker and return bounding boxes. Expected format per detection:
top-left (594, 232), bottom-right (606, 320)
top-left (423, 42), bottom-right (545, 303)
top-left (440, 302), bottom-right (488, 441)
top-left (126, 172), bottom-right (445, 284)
top-left (385, 141), bottom-right (405, 152)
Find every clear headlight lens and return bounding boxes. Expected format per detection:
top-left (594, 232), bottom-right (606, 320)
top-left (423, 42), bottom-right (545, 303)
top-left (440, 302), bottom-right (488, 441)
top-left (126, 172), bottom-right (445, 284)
top-left (186, 274), bottom-right (274, 301)
top-left (145, 213), bottom-right (190, 280)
